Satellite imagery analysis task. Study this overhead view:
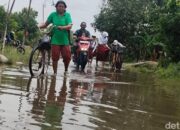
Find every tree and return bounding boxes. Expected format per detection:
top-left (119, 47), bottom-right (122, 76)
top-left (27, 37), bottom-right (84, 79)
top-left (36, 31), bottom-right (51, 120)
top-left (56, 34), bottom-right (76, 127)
top-left (94, 0), bottom-right (155, 61)
top-left (0, 6), bottom-right (6, 39)
top-left (94, 0), bottom-right (180, 63)
top-left (11, 8), bottom-right (38, 45)
top-left (158, 0), bottom-right (180, 62)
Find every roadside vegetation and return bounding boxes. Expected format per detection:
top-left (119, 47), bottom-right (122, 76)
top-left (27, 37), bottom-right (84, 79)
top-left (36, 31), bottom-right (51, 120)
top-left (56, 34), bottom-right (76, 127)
top-left (94, 0), bottom-right (180, 79)
top-left (1, 46), bottom-right (31, 65)
top-left (0, 6), bottom-right (39, 45)
top-left (0, 5), bottom-right (38, 65)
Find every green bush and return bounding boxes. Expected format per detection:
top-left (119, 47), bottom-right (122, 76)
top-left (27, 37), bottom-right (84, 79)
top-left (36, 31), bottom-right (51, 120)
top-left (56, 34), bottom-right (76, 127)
top-left (156, 63), bottom-right (180, 78)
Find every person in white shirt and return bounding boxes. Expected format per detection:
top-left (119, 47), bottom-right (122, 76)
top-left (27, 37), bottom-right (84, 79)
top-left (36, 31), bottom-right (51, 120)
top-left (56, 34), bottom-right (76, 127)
top-left (95, 31), bottom-right (110, 66)
top-left (88, 35), bottom-right (98, 64)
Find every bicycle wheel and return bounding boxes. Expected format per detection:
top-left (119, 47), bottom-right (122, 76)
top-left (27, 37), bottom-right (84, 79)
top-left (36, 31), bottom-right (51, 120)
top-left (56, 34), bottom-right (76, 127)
top-left (42, 50), bottom-right (50, 75)
top-left (17, 46), bottom-right (25, 54)
top-left (115, 53), bottom-right (123, 70)
top-left (14, 40), bottom-right (21, 47)
top-left (111, 53), bottom-right (116, 70)
top-left (29, 47), bottom-right (44, 77)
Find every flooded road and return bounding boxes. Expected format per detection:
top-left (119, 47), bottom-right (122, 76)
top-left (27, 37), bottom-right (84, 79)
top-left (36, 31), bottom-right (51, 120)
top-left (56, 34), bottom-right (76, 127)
top-left (0, 61), bottom-right (180, 130)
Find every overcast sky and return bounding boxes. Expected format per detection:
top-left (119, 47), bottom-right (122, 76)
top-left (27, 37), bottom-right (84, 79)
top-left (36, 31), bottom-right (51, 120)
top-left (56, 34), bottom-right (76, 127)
top-left (0, 0), bottom-right (102, 34)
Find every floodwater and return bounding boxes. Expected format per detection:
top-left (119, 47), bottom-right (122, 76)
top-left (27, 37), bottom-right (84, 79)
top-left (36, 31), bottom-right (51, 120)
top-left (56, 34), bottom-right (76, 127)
top-left (0, 61), bottom-right (180, 130)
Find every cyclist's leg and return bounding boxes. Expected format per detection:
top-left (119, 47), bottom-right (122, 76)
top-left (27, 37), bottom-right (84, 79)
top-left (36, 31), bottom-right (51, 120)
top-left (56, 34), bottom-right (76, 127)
top-left (51, 45), bottom-right (61, 74)
top-left (120, 53), bottom-right (123, 69)
top-left (112, 52), bottom-right (115, 67)
top-left (116, 53), bottom-right (123, 70)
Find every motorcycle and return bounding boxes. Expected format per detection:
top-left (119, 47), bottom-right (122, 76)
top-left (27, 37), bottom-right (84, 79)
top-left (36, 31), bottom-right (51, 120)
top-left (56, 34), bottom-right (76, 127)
top-left (75, 36), bottom-right (91, 71)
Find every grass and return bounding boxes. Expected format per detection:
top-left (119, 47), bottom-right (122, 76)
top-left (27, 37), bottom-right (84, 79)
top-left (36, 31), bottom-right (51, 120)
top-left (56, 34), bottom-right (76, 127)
top-left (155, 63), bottom-right (180, 79)
top-left (124, 61), bottom-right (180, 79)
top-left (124, 61), bottom-right (158, 73)
top-left (0, 45), bottom-right (32, 65)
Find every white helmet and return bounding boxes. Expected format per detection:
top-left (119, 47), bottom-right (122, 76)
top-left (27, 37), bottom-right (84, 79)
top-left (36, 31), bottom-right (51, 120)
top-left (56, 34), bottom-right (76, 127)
top-left (102, 31), bottom-right (109, 37)
top-left (10, 31), bottom-right (15, 34)
top-left (113, 40), bottom-right (118, 43)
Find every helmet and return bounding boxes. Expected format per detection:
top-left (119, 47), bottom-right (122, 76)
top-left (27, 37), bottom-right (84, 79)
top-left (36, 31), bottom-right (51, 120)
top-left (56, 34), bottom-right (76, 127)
top-left (10, 31), bottom-right (15, 34)
top-left (112, 40), bottom-right (118, 45)
top-left (102, 31), bottom-right (108, 37)
top-left (113, 40), bottom-right (118, 43)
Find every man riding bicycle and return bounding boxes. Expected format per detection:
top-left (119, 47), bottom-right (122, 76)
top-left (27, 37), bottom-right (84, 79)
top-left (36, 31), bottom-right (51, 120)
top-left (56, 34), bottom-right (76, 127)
top-left (110, 40), bottom-right (126, 70)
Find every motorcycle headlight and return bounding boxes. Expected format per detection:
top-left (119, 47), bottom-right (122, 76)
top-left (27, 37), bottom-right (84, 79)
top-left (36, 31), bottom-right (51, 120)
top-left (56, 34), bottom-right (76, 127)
top-left (81, 48), bottom-right (87, 51)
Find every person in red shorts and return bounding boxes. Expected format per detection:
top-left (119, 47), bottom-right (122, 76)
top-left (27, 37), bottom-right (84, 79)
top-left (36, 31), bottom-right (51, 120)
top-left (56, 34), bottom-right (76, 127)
top-left (39, 0), bottom-right (73, 75)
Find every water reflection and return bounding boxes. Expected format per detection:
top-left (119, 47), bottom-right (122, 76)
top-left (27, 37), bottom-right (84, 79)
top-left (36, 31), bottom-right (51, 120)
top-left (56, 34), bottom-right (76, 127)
top-left (69, 80), bottom-right (104, 104)
top-left (26, 75), bottom-right (68, 130)
top-left (0, 65), bottom-right (180, 130)
top-left (43, 76), bottom-right (67, 130)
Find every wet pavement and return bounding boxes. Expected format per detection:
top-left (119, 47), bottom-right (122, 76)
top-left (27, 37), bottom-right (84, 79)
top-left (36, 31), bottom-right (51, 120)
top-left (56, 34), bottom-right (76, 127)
top-left (0, 61), bottom-right (180, 130)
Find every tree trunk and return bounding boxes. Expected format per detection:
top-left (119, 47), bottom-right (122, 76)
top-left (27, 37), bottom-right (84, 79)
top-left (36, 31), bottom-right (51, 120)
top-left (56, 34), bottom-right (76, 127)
top-left (22, 0), bottom-right (32, 46)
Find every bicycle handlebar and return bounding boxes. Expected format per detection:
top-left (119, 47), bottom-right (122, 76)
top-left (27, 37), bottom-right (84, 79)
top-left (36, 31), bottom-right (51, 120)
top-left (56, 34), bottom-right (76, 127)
top-left (38, 25), bottom-right (57, 35)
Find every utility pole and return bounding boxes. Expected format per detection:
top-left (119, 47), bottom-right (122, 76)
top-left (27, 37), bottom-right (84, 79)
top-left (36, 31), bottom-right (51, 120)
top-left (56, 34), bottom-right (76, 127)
top-left (42, 0), bottom-right (46, 23)
top-left (42, 0), bottom-right (55, 22)
top-left (52, 0), bottom-right (55, 6)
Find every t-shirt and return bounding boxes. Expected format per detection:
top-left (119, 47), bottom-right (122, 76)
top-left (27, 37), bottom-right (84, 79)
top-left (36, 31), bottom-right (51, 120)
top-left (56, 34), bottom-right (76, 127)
top-left (47, 11), bottom-right (72, 45)
top-left (90, 40), bottom-right (97, 48)
top-left (74, 29), bottom-right (90, 38)
top-left (98, 35), bottom-right (108, 45)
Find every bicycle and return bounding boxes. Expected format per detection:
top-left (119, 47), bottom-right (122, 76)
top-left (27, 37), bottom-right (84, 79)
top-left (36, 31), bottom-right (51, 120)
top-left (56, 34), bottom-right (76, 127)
top-left (110, 44), bottom-right (125, 71)
top-left (5, 37), bottom-right (25, 54)
top-left (29, 27), bottom-right (53, 77)
top-left (15, 40), bottom-right (25, 54)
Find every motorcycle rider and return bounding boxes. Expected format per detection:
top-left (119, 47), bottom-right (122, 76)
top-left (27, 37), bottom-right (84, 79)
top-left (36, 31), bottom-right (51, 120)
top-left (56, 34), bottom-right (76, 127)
top-left (73, 22), bottom-right (91, 62)
top-left (74, 22), bottom-right (90, 39)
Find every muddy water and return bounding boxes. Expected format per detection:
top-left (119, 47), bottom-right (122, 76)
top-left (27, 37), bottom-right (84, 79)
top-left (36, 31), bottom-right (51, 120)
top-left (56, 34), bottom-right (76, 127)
top-left (0, 62), bottom-right (180, 130)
